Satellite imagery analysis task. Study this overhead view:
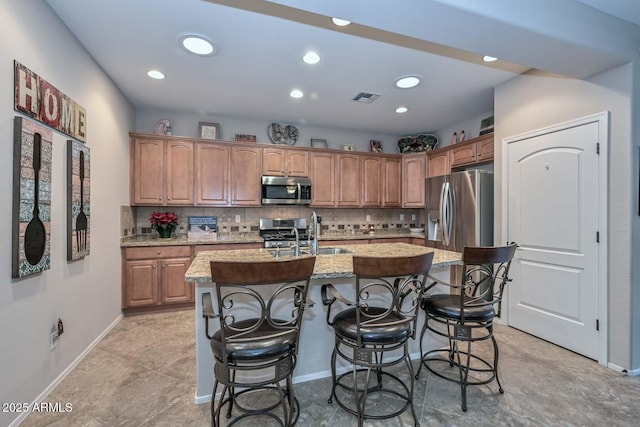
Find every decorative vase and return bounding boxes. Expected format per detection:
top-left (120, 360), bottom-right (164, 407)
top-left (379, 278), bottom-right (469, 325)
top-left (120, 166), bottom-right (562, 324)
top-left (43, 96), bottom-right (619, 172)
top-left (157, 225), bottom-right (175, 238)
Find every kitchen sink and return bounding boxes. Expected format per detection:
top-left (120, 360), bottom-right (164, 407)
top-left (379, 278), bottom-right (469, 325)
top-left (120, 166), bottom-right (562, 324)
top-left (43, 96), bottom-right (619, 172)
top-left (267, 247), bottom-right (351, 258)
top-left (316, 247), bottom-right (351, 255)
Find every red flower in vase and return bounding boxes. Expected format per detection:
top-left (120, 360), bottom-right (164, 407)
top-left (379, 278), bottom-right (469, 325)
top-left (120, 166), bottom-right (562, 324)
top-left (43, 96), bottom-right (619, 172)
top-left (150, 212), bottom-right (178, 230)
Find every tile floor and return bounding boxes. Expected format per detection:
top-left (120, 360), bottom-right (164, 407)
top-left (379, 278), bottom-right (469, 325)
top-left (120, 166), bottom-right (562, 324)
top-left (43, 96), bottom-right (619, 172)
top-left (21, 309), bottom-right (640, 426)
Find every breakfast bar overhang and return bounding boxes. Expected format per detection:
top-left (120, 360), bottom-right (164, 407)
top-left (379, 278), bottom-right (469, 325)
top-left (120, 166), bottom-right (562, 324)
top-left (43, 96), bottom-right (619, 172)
top-left (185, 242), bottom-right (462, 403)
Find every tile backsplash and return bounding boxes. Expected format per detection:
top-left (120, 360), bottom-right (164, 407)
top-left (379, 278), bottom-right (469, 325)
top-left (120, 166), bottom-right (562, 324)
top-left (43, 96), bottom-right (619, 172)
top-left (125, 206), bottom-right (425, 237)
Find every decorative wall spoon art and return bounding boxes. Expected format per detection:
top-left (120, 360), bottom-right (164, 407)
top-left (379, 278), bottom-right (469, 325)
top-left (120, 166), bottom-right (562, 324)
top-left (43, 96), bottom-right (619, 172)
top-left (12, 116), bottom-right (52, 278)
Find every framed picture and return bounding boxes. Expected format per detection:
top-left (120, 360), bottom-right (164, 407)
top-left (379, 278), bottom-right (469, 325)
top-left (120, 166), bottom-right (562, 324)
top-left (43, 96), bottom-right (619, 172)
top-left (198, 122), bottom-right (220, 140)
top-left (479, 116), bottom-right (494, 136)
top-left (311, 138), bottom-right (328, 148)
top-left (370, 140), bottom-right (383, 153)
top-left (235, 134), bottom-right (256, 143)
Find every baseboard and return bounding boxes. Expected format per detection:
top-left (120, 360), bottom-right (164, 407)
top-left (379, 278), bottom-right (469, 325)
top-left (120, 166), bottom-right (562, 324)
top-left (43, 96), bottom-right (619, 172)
top-left (10, 314), bottom-right (123, 427)
top-left (608, 362), bottom-right (640, 376)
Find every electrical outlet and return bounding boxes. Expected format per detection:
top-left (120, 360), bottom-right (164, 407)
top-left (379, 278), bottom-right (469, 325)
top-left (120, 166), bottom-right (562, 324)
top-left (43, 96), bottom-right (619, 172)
top-left (235, 215), bottom-right (241, 223)
top-left (366, 215), bottom-right (371, 222)
top-left (411, 214), bottom-right (416, 221)
top-left (399, 214), bottom-right (404, 221)
top-left (50, 331), bottom-right (58, 350)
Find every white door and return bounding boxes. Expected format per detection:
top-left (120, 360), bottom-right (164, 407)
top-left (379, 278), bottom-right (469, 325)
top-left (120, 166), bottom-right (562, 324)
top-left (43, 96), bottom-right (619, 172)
top-left (506, 117), bottom-right (604, 360)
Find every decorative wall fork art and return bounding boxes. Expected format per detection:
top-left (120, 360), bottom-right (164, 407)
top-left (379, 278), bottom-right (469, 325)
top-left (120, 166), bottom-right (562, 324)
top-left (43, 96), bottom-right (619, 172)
top-left (67, 139), bottom-right (90, 260)
top-left (12, 116), bottom-right (52, 278)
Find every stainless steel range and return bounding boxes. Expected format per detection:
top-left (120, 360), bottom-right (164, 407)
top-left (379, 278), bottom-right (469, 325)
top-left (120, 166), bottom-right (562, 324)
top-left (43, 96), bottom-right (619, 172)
top-left (259, 218), bottom-right (308, 248)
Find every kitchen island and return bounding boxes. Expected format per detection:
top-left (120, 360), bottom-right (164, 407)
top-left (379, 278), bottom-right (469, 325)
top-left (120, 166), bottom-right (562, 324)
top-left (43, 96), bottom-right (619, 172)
top-left (185, 242), bottom-right (462, 403)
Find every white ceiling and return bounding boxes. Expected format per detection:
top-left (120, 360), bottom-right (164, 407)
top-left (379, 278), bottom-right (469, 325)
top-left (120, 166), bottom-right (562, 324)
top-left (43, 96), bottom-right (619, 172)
top-left (45, 0), bottom-right (640, 136)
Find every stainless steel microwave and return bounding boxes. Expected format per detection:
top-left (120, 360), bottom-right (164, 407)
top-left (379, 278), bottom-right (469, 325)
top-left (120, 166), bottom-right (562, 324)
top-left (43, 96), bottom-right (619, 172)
top-left (261, 176), bottom-right (312, 205)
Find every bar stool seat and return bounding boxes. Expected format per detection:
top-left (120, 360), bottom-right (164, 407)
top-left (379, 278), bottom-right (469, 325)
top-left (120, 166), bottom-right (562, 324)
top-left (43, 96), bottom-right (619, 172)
top-left (332, 307), bottom-right (411, 342)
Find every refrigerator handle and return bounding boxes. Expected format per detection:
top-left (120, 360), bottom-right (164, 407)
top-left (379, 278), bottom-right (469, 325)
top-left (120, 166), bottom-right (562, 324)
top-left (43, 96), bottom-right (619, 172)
top-left (441, 182), bottom-right (452, 246)
top-left (439, 182), bottom-right (447, 245)
top-left (444, 183), bottom-right (453, 247)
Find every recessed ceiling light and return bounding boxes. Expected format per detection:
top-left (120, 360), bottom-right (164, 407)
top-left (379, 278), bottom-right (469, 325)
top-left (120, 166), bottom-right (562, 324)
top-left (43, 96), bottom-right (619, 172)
top-left (147, 69), bottom-right (165, 79)
top-left (332, 17), bottom-right (351, 26)
top-left (395, 76), bottom-right (421, 89)
top-left (395, 106), bottom-right (408, 114)
top-left (482, 55), bottom-right (498, 62)
top-left (290, 89), bottom-right (304, 98)
top-left (180, 35), bottom-right (216, 56)
top-left (303, 51), bottom-right (320, 64)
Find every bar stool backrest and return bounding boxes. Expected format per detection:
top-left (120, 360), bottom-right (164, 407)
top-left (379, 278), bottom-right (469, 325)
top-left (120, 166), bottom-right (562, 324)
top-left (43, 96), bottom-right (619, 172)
top-left (459, 244), bottom-right (517, 321)
top-left (352, 252), bottom-right (434, 343)
top-left (209, 257), bottom-right (316, 364)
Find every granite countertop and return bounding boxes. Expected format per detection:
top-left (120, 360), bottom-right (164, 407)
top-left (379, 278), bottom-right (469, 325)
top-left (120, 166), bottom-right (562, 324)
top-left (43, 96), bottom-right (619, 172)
top-left (121, 230), bottom-right (425, 248)
top-left (185, 242), bottom-right (461, 282)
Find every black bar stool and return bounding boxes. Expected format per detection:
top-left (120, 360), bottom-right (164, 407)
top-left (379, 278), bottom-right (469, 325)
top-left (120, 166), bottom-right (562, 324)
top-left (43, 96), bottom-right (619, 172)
top-left (321, 253), bottom-right (434, 427)
top-left (415, 244), bottom-right (517, 411)
top-left (202, 256), bottom-right (316, 426)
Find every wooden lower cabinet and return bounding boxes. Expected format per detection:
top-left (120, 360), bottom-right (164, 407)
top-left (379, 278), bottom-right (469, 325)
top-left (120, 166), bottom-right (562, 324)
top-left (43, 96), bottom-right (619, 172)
top-left (122, 246), bottom-right (193, 312)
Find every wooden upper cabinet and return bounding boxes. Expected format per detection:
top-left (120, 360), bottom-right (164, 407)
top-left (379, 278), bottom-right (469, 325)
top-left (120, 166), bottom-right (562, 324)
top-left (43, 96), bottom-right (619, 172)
top-left (427, 150), bottom-right (450, 177)
top-left (336, 153), bottom-right (361, 206)
top-left (361, 155), bottom-right (382, 207)
top-left (195, 142), bottom-right (229, 205)
top-left (230, 146), bottom-right (262, 206)
top-left (450, 133), bottom-right (494, 168)
top-left (263, 148), bottom-right (309, 177)
top-left (450, 143), bottom-right (476, 167)
top-left (131, 137), bottom-right (194, 205)
top-left (132, 138), bottom-right (164, 205)
top-left (310, 152), bottom-right (335, 206)
top-left (383, 157), bottom-right (402, 207)
top-left (402, 153), bottom-right (426, 208)
top-left (475, 133), bottom-right (494, 162)
top-left (165, 140), bottom-right (194, 205)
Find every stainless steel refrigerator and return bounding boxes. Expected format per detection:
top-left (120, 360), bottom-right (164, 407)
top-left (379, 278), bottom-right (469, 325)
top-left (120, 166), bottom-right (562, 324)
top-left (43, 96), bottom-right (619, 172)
top-left (425, 170), bottom-right (494, 252)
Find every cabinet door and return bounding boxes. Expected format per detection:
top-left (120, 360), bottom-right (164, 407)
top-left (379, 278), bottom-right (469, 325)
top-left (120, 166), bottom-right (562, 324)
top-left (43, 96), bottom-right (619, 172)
top-left (476, 136), bottom-right (494, 162)
top-left (310, 152), bottom-right (335, 206)
top-left (262, 148), bottom-right (286, 176)
top-left (402, 154), bottom-right (426, 207)
top-left (287, 150), bottom-right (309, 177)
top-left (383, 157), bottom-right (402, 207)
top-left (160, 257), bottom-right (193, 303)
top-left (165, 140), bottom-right (194, 205)
top-left (336, 153), bottom-right (361, 206)
top-left (132, 138), bottom-right (164, 205)
top-left (450, 143), bottom-right (476, 167)
top-left (361, 156), bottom-right (382, 207)
top-left (125, 260), bottom-right (158, 307)
top-left (195, 142), bottom-right (229, 205)
top-left (230, 146), bottom-right (262, 206)
top-left (427, 151), bottom-right (450, 177)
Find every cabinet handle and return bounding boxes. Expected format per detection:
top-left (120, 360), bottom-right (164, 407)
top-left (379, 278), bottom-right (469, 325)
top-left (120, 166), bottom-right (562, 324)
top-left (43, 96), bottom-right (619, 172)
top-left (162, 264), bottom-right (166, 268)
top-left (157, 251), bottom-right (161, 254)
top-left (152, 265), bottom-right (156, 269)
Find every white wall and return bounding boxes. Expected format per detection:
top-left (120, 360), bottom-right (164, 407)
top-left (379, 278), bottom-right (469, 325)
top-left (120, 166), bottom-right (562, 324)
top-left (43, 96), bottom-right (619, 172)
top-left (136, 108), bottom-right (402, 154)
top-left (431, 109), bottom-right (494, 149)
top-left (0, 1), bottom-right (134, 425)
top-left (494, 64), bottom-right (635, 369)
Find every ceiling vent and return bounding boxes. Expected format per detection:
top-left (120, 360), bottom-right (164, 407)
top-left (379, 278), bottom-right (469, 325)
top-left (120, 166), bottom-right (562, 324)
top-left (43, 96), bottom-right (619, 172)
top-left (352, 92), bottom-right (381, 103)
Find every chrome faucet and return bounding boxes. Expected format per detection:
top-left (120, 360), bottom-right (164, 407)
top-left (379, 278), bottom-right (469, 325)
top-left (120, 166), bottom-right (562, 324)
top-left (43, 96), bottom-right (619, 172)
top-left (310, 211), bottom-right (319, 255)
top-left (291, 227), bottom-right (300, 257)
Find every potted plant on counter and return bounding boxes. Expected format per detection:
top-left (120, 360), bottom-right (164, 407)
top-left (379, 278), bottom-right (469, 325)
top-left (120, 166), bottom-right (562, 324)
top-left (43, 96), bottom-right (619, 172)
top-left (150, 211), bottom-right (178, 238)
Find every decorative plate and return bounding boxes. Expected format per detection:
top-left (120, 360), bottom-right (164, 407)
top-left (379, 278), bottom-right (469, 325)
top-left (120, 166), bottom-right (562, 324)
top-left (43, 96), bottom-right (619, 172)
top-left (268, 123), bottom-right (298, 145)
top-left (397, 134), bottom-right (438, 153)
